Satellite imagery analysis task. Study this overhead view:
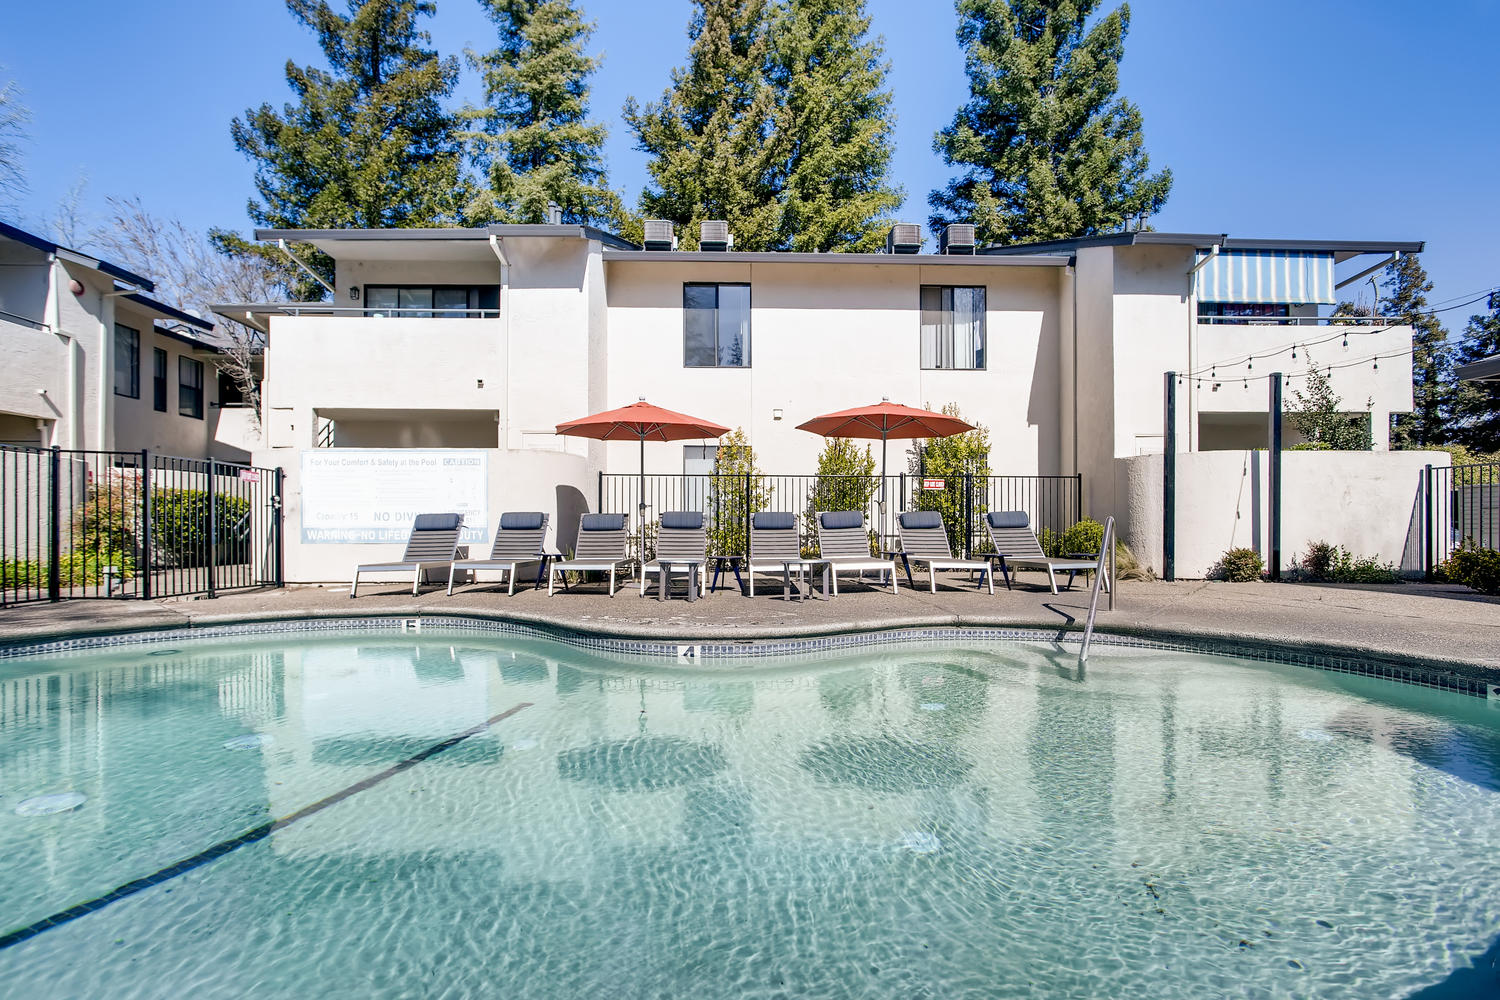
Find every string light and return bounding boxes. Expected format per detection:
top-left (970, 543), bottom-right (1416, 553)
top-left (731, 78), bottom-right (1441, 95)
top-left (1291, 345), bottom-right (1298, 361)
top-left (1373, 357), bottom-right (1379, 371)
top-left (1247, 358), bottom-right (1254, 372)
top-left (1341, 335), bottom-right (1348, 350)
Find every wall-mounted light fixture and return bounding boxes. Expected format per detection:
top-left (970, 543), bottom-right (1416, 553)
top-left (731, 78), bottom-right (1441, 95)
top-left (772, 408), bottom-right (783, 421)
top-left (476, 379), bottom-right (484, 389)
top-left (348, 286), bottom-right (361, 301)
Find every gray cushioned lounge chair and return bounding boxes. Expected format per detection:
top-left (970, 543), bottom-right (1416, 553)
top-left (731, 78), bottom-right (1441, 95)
top-left (350, 512), bottom-right (463, 598)
top-left (549, 512), bottom-right (631, 596)
top-left (747, 511), bottom-right (811, 597)
top-left (984, 510), bottom-right (1109, 595)
top-left (897, 510), bottom-right (994, 594)
top-left (639, 511), bottom-right (709, 597)
top-left (816, 510), bottom-right (898, 595)
top-left (446, 512), bottom-right (549, 596)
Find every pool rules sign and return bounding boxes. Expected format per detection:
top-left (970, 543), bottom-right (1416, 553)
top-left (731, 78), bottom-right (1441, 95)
top-left (300, 450), bottom-right (488, 543)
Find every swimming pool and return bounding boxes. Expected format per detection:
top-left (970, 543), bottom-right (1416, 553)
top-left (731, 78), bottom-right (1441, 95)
top-left (1, 627), bottom-right (1496, 997)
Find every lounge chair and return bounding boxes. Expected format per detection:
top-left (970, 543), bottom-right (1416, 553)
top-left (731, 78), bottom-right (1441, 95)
top-left (350, 513), bottom-right (463, 598)
top-left (548, 513), bottom-right (631, 596)
top-left (983, 511), bottom-right (1109, 595)
top-left (816, 511), bottom-right (898, 595)
top-left (897, 510), bottom-right (994, 594)
top-left (446, 512), bottom-right (549, 596)
top-left (639, 511), bottom-right (709, 598)
top-left (746, 511), bottom-right (812, 597)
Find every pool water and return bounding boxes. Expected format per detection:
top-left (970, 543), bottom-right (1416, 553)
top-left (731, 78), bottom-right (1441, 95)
top-left (1, 632), bottom-right (1498, 998)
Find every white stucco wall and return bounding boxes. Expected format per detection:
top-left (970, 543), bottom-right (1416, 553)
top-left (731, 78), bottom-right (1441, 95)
top-left (110, 306), bottom-right (221, 459)
top-left (601, 258), bottom-right (1063, 478)
top-left (1117, 449), bottom-right (1449, 579)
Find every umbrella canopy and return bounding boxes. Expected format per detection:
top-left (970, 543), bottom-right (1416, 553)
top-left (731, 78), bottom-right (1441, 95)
top-left (796, 399), bottom-right (974, 441)
top-left (556, 399), bottom-right (730, 443)
top-left (556, 400), bottom-right (729, 554)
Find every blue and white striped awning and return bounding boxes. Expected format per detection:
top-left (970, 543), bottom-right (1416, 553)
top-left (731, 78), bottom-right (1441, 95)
top-left (1195, 249), bottom-right (1336, 304)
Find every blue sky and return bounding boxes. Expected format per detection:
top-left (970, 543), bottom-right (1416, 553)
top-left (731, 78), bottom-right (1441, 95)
top-left (3, 0), bottom-right (1496, 321)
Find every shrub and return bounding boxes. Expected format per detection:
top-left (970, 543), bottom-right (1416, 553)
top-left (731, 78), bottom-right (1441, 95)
top-left (1060, 518), bottom-right (1104, 556)
top-left (803, 437), bottom-right (878, 555)
top-left (1441, 546), bottom-right (1500, 596)
top-left (910, 403), bottom-right (991, 554)
top-left (1035, 527), bottom-right (1062, 558)
top-left (1215, 547), bottom-right (1264, 582)
top-left (1288, 441), bottom-right (1332, 451)
top-left (151, 489), bottom-right (252, 567)
top-left (72, 472), bottom-right (140, 573)
top-left (705, 428), bottom-right (772, 557)
top-left (0, 552), bottom-right (134, 588)
top-left (1292, 540), bottom-right (1400, 584)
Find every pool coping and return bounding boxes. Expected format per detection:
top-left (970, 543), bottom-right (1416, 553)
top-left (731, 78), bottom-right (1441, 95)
top-left (2, 607), bottom-right (1497, 702)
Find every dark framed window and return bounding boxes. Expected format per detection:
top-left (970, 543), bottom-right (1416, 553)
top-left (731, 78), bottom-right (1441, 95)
top-left (179, 356), bottom-right (204, 419)
top-left (920, 286), bottom-right (986, 370)
top-left (152, 348), bottom-right (168, 411)
top-left (217, 369), bottom-right (245, 407)
top-left (114, 324), bottom-right (140, 397)
top-left (363, 285), bottom-right (499, 318)
top-left (1198, 302), bottom-right (1290, 320)
top-left (683, 283), bottom-right (751, 368)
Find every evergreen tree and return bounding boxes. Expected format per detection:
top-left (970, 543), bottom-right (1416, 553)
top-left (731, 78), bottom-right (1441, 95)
top-left (229, 0), bottom-right (469, 235)
top-left (770, 0), bottom-right (902, 251)
top-left (1384, 254), bottom-right (1453, 448)
top-left (930, 0), bottom-right (1171, 246)
top-left (463, 0), bottom-right (624, 227)
top-left (624, 0), bottom-right (782, 250)
top-left (1451, 293), bottom-right (1500, 453)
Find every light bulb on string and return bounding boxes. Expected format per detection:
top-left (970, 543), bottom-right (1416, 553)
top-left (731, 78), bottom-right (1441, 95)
top-left (1291, 345), bottom-right (1298, 361)
top-left (1342, 335), bottom-right (1348, 350)
top-left (1247, 358), bottom-right (1254, 372)
top-left (1373, 357), bottom-right (1379, 372)
top-left (1242, 378), bottom-right (1248, 390)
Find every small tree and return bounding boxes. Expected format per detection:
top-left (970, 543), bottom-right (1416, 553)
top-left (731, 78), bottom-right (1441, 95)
top-left (1286, 356), bottom-right (1372, 451)
top-left (910, 403), bottom-right (990, 554)
top-left (705, 427), bottom-right (771, 556)
top-left (803, 437), bottom-right (877, 552)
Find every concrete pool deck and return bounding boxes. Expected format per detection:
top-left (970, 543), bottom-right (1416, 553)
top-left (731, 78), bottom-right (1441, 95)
top-left (2, 575), bottom-right (1497, 680)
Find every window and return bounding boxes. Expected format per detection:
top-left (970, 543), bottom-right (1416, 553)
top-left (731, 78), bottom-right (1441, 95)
top-left (114, 324), bottom-right (139, 397)
top-left (179, 356), bottom-right (204, 419)
top-left (152, 348), bottom-right (168, 412)
top-left (363, 285), bottom-right (499, 318)
top-left (920, 286), bottom-right (986, 370)
top-left (217, 369), bottom-right (246, 407)
top-left (684, 283), bottom-right (750, 367)
top-left (1198, 302), bottom-right (1290, 321)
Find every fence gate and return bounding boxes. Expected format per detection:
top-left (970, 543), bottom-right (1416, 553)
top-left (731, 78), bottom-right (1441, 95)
top-left (1425, 460), bottom-right (1500, 574)
top-left (0, 447), bottom-right (283, 606)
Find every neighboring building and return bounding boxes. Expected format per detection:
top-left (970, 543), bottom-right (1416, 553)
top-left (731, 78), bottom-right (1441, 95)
top-left (0, 220), bottom-right (255, 461)
top-left (217, 223), bottom-right (1420, 577)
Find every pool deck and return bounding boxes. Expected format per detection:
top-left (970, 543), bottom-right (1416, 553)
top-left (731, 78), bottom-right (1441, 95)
top-left (2, 574), bottom-right (1498, 679)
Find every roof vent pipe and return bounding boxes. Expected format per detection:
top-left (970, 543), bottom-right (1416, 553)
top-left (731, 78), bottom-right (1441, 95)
top-left (886, 224), bottom-right (922, 255)
top-left (546, 201), bottom-right (563, 225)
top-left (643, 220), bottom-right (676, 252)
top-left (699, 220), bottom-right (732, 252)
top-left (940, 224), bottom-right (976, 255)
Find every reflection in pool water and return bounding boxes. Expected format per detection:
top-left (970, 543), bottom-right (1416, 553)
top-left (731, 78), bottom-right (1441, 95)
top-left (0, 633), bottom-right (1497, 998)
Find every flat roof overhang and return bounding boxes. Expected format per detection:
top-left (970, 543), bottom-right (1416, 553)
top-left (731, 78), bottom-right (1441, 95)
top-left (1456, 354), bottom-right (1500, 382)
top-left (602, 250), bottom-right (1071, 267)
top-left (254, 223), bottom-right (639, 258)
top-left (980, 231), bottom-right (1426, 264)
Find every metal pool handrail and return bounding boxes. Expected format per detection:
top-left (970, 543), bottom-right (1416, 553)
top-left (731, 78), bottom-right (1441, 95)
top-left (1078, 515), bottom-right (1116, 665)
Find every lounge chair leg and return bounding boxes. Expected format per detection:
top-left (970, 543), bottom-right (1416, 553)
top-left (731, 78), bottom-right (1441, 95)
top-left (930, 568), bottom-right (937, 593)
top-left (548, 566), bottom-right (556, 596)
top-left (447, 563), bottom-right (457, 597)
top-left (985, 566), bottom-right (994, 595)
top-left (350, 572), bottom-right (359, 599)
top-left (508, 568), bottom-right (515, 597)
top-left (412, 566), bottom-right (422, 596)
top-left (609, 566), bottom-right (616, 597)
top-left (1047, 566), bottom-right (1059, 595)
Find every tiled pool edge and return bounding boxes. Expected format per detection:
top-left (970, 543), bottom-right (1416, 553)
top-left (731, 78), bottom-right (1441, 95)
top-left (0, 611), bottom-right (1495, 701)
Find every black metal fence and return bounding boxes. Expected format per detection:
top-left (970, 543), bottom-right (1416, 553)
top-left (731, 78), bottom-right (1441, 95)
top-left (1, 446), bottom-right (283, 606)
top-left (598, 472), bottom-right (1082, 558)
top-left (1424, 460), bottom-right (1499, 573)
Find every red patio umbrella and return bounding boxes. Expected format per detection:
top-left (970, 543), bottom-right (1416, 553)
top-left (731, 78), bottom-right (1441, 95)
top-left (557, 399), bottom-right (730, 551)
top-left (796, 398), bottom-right (976, 524)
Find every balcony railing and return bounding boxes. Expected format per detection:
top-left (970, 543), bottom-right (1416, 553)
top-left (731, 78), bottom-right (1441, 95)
top-left (1197, 315), bottom-right (1404, 326)
top-left (276, 305), bottom-right (500, 319)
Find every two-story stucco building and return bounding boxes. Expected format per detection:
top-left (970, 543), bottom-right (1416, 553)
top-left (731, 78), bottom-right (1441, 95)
top-left (214, 220), bottom-right (1422, 581)
top-left (0, 220), bottom-right (255, 462)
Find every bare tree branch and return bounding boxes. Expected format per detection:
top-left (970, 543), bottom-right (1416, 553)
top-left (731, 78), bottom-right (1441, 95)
top-left (0, 73), bottom-right (30, 212)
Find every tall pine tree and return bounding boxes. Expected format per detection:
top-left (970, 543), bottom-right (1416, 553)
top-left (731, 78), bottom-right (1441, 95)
top-left (1451, 293), bottom-right (1500, 453)
top-left (930, 0), bottom-right (1171, 246)
top-left (229, 0), bottom-right (469, 233)
top-left (769, 0), bottom-right (902, 251)
top-left (1384, 254), bottom-right (1453, 448)
top-left (624, 0), bottom-right (783, 250)
top-left (463, 0), bottom-right (624, 227)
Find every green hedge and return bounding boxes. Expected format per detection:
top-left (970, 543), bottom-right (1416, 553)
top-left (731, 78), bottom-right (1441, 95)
top-left (150, 489), bottom-right (252, 567)
top-left (1438, 546), bottom-right (1500, 596)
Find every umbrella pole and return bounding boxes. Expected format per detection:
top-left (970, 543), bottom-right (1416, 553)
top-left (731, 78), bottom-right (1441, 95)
top-left (880, 435), bottom-right (888, 545)
top-left (639, 436), bottom-right (647, 572)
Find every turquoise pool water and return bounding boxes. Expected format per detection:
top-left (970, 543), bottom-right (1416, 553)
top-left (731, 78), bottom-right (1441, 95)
top-left (0, 631), bottom-right (1497, 998)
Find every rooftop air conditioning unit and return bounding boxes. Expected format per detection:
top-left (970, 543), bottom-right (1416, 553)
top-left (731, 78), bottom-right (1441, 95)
top-left (940, 223), bottom-right (976, 255)
top-left (699, 220), bottom-right (732, 252)
top-left (643, 219), bottom-right (676, 251)
top-left (886, 223), bottom-right (922, 255)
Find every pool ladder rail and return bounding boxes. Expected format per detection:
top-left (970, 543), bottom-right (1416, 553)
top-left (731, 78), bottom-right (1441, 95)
top-left (1077, 515), bottom-right (1116, 665)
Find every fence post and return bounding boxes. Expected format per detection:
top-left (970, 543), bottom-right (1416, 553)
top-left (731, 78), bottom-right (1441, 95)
top-left (1074, 473), bottom-right (1083, 521)
top-left (596, 471), bottom-right (603, 513)
top-left (743, 472), bottom-right (751, 557)
top-left (1163, 373), bottom-right (1176, 582)
top-left (273, 466), bottom-right (285, 587)
top-left (1267, 373), bottom-right (1283, 582)
top-left (48, 446), bottom-right (61, 602)
top-left (207, 460), bottom-right (217, 599)
top-left (140, 450), bottom-right (152, 601)
top-left (1423, 463), bottom-right (1434, 580)
top-left (963, 472), bottom-right (973, 557)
